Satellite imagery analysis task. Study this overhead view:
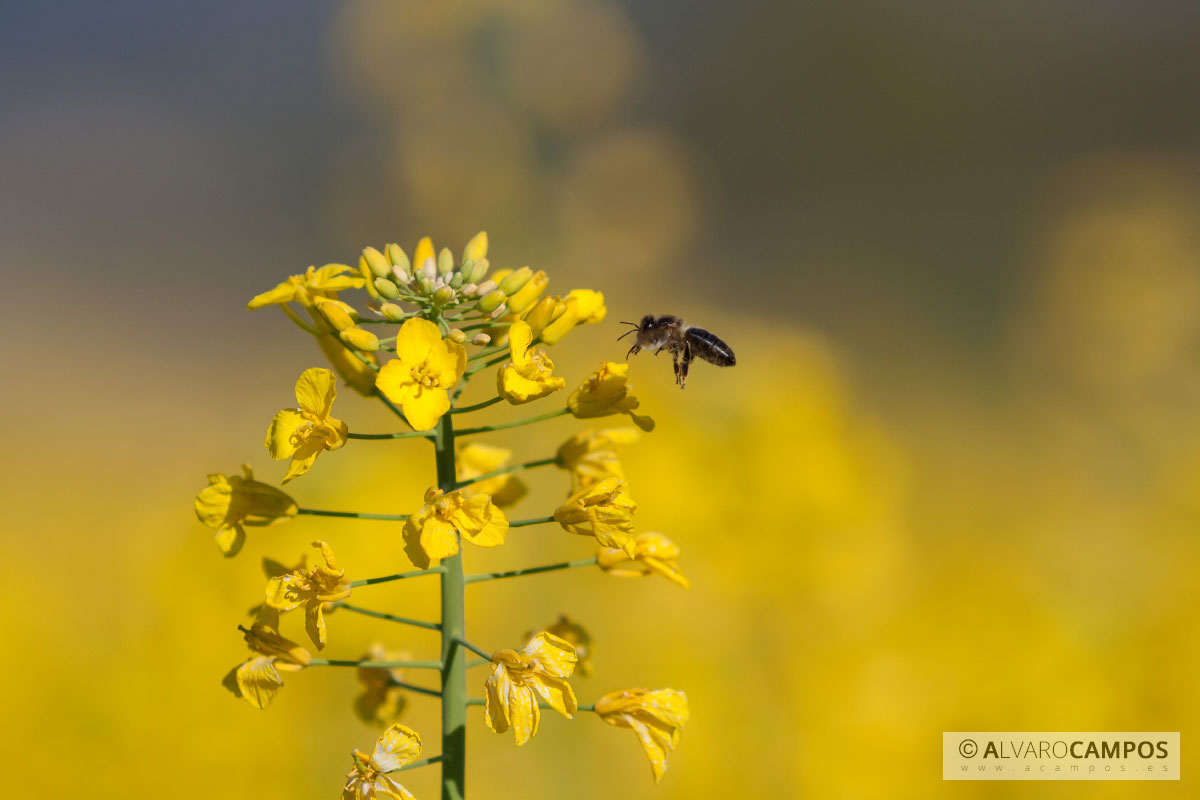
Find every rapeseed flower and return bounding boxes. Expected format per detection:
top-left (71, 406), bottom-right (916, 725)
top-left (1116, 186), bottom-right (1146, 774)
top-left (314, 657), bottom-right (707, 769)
top-left (595, 688), bottom-right (689, 783)
top-left (496, 320), bottom-right (565, 404)
top-left (455, 442), bottom-right (527, 507)
top-left (484, 632), bottom-right (578, 745)
top-left (598, 532), bottom-right (690, 588)
top-left (403, 487), bottom-right (508, 569)
top-left (555, 427), bottom-right (641, 492)
top-left (342, 724), bottom-right (423, 800)
top-left (264, 540), bottom-right (352, 649)
top-left (375, 318), bottom-right (467, 431)
top-left (265, 367), bottom-right (349, 483)
top-left (553, 477), bottom-right (638, 554)
top-left (194, 464), bottom-right (296, 557)
top-left (568, 362), bottom-right (654, 431)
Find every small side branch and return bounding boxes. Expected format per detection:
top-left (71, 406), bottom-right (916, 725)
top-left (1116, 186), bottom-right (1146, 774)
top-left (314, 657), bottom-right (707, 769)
top-left (298, 508), bottom-right (408, 521)
top-left (464, 556), bottom-right (597, 584)
top-left (309, 658), bottom-right (443, 670)
top-left (347, 430), bottom-right (434, 441)
top-left (451, 637), bottom-right (492, 660)
top-left (452, 456), bottom-right (558, 490)
top-left (351, 566), bottom-right (445, 588)
top-left (395, 754), bottom-right (445, 773)
top-left (508, 515), bottom-right (555, 528)
top-left (454, 407), bottom-right (570, 436)
top-left (334, 602), bottom-right (441, 632)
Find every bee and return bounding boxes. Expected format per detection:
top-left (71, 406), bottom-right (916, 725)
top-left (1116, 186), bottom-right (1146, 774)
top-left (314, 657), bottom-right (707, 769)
top-left (617, 314), bottom-right (736, 388)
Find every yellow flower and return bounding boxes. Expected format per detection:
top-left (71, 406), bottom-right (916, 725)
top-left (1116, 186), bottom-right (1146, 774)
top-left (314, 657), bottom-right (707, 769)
top-left (247, 264), bottom-right (378, 396)
top-left (539, 289), bottom-right (607, 344)
top-left (194, 464), bottom-right (297, 557)
top-left (264, 540), bottom-right (352, 649)
top-left (484, 632), bottom-right (578, 745)
top-left (496, 320), bottom-right (565, 404)
top-left (247, 264), bottom-right (365, 310)
top-left (598, 532), bottom-right (690, 589)
top-left (221, 607), bottom-right (311, 710)
top-left (403, 487), bottom-right (508, 569)
top-left (553, 477), bottom-right (638, 554)
top-left (556, 427), bottom-right (642, 492)
top-left (342, 723), bottom-right (423, 800)
top-left (375, 318), bottom-right (467, 431)
top-left (354, 643), bottom-right (410, 727)
top-left (455, 442), bottom-right (527, 507)
top-left (265, 368), bottom-right (349, 483)
top-left (525, 615), bottom-right (594, 678)
top-left (568, 362), bottom-right (655, 431)
top-left (595, 688), bottom-right (689, 783)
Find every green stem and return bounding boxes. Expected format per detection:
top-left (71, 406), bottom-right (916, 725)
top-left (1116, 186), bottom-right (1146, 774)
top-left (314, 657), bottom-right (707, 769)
top-left (451, 637), bottom-right (492, 660)
top-left (280, 303), bottom-right (321, 334)
top-left (454, 408), bottom-right (570, 437)
top-left (396, 755), bottom-right (445, 772)
top-left (464, 556), bottom-right (597, 584)
top-left (347, 430), bottom-right (434, 440)
top-left (452, 455), bottom-right (557, 489)
top-left (391, 681), bottom-right (443, 698)
top-left (509, 515), bottom-right (555, 528)
top-left (351, 566), bottom-right (444, 588)
top-left (466, 658), bottom-right (489, 669)
top-left (435, 413), bottom-right (467, 800)
top-left (467, 345), bottom-right (508, 362)
top-left (298, 508), bottom-right (408, 521)
top-left (451, 396), bottom-right (504, 414)
top-left (309, 658), bottom-right (443, 670)
top-left (333, 332), bottom-right (381, 372)
top-left (334, 602), bottom-right (441, 631)
top-left (375, 390), bottom-right (415, 427)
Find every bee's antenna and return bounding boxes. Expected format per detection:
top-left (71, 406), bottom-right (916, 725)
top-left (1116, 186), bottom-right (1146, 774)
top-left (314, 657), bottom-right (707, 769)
top-left (618, 320), bottom-right (639, 327)
top-left (616, 328), bottom-right (637, 342)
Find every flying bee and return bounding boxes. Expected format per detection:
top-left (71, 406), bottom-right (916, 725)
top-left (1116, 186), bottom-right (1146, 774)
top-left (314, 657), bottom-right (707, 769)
top-left (617, 314), bottom-right (736, 388)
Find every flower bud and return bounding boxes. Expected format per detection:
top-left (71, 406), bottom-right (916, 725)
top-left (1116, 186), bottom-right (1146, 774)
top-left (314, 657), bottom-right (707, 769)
top-left (506, 269), bottom-right (548, 313)
top-left (379, 302), bottom-right (406, 322)
top-left (461, 283), bottom-right (479, 297)
top-left (449, 272), bottom-right (465, 289)
top-left (437, 247), bottom-right (454, 276)
top-left (313, 297), bottom-right (359, 332)
top-left (477, 289), bottom-right (507, 313)
top-left (412, 237), bottom-right (434, 276)
top-left (361, 246), bottom-right (391, 278)
top-left (464, 231), bottom-right (488, 263)
top-left (373, 277), bottom-right (400, 300)
top-left (466, 257), bottom-right (489, 284)
top-left (421, 258), bottom-right (437, 281)
top-left (448, 329), bottom-right (467, 344)
top-left (523, 296), bottom-right (559, 337)
top-left (339, 327), bottom-right (380, 351)
top-left (475, 279), bottom-right (497, 296)
top-left (471, 333), bottom-right (492, 346)
top-left (391, 264), bottom-right (411, 284)
top-left (385, 243), bottom-right (409, 272)
top-left (432, 286), bottom-right (456, 306)
top-left (416, 277), bottom-right (435, 296)
top-left (498, 266), bottom-right (533, 295)
top-left (489, 303), bottom-right (508, 319)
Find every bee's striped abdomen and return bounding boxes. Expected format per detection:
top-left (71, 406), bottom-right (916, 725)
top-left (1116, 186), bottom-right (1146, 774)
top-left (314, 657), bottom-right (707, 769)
top-left (685, 327), bottom-right (736, 366)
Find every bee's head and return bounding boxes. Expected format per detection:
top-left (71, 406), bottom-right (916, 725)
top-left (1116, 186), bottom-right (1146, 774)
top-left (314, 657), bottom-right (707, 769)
top-left (639, 314), bottom-right (656, 331)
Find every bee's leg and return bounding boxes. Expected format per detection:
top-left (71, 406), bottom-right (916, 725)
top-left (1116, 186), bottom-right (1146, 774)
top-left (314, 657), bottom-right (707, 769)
top-left (671, 349), bottom-right (681, 384)
top-left (680, 341), bottom-right (692, 389)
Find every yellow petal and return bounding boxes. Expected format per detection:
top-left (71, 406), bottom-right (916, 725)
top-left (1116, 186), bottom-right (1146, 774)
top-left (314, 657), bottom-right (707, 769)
top-left (394, 317), bottom-right (444, 365)
top-left (294, 367), bottom-right (337, 418)
top-left (412, 236), bottom-right (435, 274)
top-left (508, 320), bottom-right (533, 367)
top-left (403, 514), bottom-right (458, 568)
top-left (247, 281), bottom-right (298, 309)
top-left (306, 600), bottom-right (328, 650)
top-left (371, 724), bottom-right (423, 772)
top-left (401, 385), bottom-right (451, 432)
top-left (234, 656), bottom-right (285, 709)
top-left (264, 574), bottom-right (308, 612)
top-left (214, 524), bottom-right (245, 557)
top-left (265, 409), bottom-right (306, 461)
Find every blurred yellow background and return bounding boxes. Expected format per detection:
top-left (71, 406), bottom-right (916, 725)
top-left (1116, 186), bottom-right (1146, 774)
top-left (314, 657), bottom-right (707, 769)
top-left (4, 1), bottom-right (1200, 797)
